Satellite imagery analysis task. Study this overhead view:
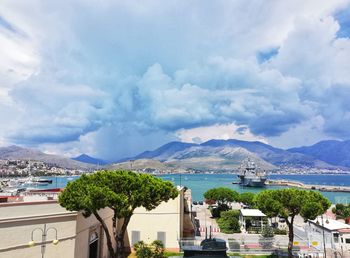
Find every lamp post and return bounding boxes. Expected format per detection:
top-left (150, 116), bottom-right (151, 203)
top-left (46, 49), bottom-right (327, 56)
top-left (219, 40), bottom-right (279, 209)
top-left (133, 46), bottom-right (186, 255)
top-left (316, 215), bottom-right (329, 258)
top-left (28, 224), bottom-right (59, 258)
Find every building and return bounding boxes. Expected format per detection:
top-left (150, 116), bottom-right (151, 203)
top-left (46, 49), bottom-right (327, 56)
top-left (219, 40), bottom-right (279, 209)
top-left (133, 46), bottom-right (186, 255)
top-left (0, 193), bottom-right (114, 258)
top-left (239, 209), bottom-right (266, 232)
top-left (0, 186), bottom-right (192, 257)
top-left (306, 216), bottom-right (350, 256)
top-left (125, 186), bottom-right (192, 252)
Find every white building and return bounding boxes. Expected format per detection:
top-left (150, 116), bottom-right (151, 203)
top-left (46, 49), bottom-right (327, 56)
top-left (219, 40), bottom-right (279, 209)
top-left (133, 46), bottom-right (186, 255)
top-left (239, 209), bottom-right (266, 232)
top-left (306, 216), bottom-right (350, 256)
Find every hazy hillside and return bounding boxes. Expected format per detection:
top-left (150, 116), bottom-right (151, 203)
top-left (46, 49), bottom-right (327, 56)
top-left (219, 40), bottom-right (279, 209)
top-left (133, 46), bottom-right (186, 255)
top-left (108, 159), bottom-right (167, 171)
top-left (0, 145), bottom-right (95, 170)
top-left (72, 154), bottom-right (109, 165)
top-left (288, 140), bottom-right (350, 167)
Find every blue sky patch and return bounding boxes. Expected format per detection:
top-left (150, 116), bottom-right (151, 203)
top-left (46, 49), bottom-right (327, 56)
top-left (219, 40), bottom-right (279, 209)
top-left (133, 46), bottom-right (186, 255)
top-left (335, 8), bottom-right (350, 38)
top-left (0, 16), bottom-right (17, 33)
top-left (257, 47), bottom-right (279, 63)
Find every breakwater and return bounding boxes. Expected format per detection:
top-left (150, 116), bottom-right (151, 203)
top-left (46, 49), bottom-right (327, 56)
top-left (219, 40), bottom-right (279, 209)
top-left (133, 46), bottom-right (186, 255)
top-left (266, 179), bottom-right (350, 193)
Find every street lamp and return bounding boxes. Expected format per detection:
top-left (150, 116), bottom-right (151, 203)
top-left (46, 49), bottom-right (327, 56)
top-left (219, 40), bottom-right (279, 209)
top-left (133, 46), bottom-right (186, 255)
top-left (28, 224), bottom-right (59, 258)
top-left (316, 215), bottom-right (329, 258)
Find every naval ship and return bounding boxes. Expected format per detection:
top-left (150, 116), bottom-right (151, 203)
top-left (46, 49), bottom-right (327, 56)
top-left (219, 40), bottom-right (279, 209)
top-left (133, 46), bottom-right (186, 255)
top-left (236, 159), bottom-right (267, 187)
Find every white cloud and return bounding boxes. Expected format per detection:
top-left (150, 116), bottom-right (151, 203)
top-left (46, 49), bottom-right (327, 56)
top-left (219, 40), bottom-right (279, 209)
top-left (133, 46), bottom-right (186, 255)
top-left (0, 0), bottom-right (350, 158)
top-left (176, 123), bottom-right (268, 144)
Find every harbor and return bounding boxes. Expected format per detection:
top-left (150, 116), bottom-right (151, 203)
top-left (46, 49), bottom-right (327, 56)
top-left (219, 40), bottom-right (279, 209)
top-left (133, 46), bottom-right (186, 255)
top-left (266, 179), bottom-right (350, 193)
top-left (2, 173), bottom-right (350, 204)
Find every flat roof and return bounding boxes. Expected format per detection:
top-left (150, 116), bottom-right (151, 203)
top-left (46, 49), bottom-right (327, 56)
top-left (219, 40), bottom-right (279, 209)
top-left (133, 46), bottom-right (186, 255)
top-left (240, 209), bottom-right (266, 217)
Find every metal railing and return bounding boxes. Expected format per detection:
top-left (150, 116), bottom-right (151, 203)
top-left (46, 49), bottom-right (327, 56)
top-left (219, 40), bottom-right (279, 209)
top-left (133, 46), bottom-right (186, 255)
top-left (179, 237), bottom-right (325, 257)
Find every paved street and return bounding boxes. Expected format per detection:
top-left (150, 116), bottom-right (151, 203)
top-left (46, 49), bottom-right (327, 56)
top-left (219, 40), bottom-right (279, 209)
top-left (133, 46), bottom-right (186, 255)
top-left (192, 203), bottom-right (291, 247)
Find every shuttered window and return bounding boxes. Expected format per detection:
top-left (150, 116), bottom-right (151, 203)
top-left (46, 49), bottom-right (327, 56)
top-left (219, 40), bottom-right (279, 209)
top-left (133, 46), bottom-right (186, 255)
top-left (157, 231), bottom-right (166, 246)
top-left (131, 231), bottom-right (140, 246)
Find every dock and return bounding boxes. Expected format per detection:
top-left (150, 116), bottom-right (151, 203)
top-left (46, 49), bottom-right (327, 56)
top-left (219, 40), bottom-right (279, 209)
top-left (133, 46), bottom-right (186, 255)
top-left (266, 179), bottom-right (350, 193)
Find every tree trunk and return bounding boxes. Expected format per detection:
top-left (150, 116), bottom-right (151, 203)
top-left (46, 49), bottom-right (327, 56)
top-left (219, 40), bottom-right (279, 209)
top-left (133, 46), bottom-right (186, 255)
top-left (93, 211), bottom-right (116, 258)
top-left (116, 216), bottom-right (131, 258)
top-left (286, 216), bottom-right (295, 258)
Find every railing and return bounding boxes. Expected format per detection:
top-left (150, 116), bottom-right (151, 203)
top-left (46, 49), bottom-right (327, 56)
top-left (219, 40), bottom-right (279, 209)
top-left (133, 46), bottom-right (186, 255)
top-left (179, 238), bottom-right (325, 257)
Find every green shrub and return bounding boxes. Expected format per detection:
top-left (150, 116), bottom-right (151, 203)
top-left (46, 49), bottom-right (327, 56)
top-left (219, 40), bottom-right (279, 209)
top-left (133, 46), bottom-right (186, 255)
top-left (274, 228), bottom-right (287, 235)
top-left (261, 226), bottom-right (274, 238)
top-left (134, 241), bottom-right (153, 258)
top-left (217, 216), bottom-right (241, 233)
top-left (220, 209), bottom-right (240, 220)
top-left (134, 240), bottom-right (165, 258)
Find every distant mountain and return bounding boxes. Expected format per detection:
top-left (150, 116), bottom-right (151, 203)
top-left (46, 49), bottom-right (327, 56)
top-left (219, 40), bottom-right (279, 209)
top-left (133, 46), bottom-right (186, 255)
top-left (0, 145), bottom-right (95, 170)
top-left (72, 154), bottom-right (109, 165)
top-left (109, 159), bottom-right (167, 171)
top-left (134, 141), bottom-right (197, 161)
top-left (200, 139), bottom-right (329, 168)
top-left (165, 145), bottom-right (275, 170)
top-left (288, 140), bottom-right (350, 167)
top-left (117, 139), bottom-right (332, 171)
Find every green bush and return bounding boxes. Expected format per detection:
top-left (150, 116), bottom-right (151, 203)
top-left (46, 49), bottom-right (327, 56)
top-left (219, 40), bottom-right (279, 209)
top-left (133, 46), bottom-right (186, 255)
top-left (134, 240), bottom-right (165, 258)
top-left (221, 209), bottom-right (240, 219)
top-left (261, 226), bottom-right (274, 238)
top-left (274, 228), bottom-right (287, 235)
top-left (217, 215), bottom-right (241, 233)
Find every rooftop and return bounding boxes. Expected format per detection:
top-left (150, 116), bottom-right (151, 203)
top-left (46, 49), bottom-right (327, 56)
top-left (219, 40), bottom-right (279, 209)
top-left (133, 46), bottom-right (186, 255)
top-left (309, 216), bottom-right (350, 231)
top-left (240, 209), bottom-right (266, 217)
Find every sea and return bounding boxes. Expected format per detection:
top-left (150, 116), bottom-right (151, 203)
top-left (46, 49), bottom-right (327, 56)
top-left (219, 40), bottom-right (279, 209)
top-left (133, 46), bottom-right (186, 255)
top-left (38, 173), bottom-right (350, 204)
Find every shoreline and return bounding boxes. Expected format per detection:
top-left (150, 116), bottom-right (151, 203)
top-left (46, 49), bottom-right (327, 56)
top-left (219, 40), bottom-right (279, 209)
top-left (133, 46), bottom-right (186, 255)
top-left (266, 179), bottom-right (350, 193)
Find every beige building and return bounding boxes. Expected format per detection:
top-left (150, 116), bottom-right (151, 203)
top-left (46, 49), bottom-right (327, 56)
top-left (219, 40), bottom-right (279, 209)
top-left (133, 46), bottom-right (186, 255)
top-left (0, 197), bottom-right (114, 258)
top-left (125, 186), bottom-right (190, 251)
top-left (0, 186), bottom-right (193, 257)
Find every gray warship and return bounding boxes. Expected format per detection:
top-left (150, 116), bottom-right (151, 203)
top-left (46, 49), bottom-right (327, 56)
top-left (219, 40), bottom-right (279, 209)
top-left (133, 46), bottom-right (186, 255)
top-left (236, 159), bottom-right (267, 187)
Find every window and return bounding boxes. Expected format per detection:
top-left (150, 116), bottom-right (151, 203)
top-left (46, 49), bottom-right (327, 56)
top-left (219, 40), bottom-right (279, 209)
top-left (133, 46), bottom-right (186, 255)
top-left (131, 231), bottom-right (140, 246)
top-left (157, 231), bottom-right (166, 246)
top-left (89, 232), bottom-right (99, 258)
top-left (334, 233), bottom-right (339, 243)
top-left (345, 238), bottom-right (350, 244)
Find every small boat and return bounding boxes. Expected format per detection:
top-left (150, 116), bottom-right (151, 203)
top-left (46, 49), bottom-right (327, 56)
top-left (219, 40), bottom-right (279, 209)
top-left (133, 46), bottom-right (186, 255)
top-left (35, 178), bottom-right (53, 184)
top-left (24, 177), bottom-right (52, 186)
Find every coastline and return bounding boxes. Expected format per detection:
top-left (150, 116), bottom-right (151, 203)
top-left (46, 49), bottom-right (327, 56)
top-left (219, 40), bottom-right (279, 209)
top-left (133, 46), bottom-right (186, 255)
top-left (266, 179), bottom-right (350, 193)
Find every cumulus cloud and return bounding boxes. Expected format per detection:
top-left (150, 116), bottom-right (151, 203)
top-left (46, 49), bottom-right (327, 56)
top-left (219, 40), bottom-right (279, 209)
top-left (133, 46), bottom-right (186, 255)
top-left (176, 123), bottom-right (268, 144)
top-left (1, 0), bottom-right (350, 158)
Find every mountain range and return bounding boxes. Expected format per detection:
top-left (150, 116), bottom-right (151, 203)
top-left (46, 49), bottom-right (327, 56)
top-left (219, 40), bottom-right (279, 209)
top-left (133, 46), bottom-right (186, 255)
top-left (1, 139), bottom-right (350, 171)
top-left (119, 139), bottom-right (332, 171)
top-left (288, 140), bottom-right (350, 167)
top-left (0, 145), bottom-right (95, 170)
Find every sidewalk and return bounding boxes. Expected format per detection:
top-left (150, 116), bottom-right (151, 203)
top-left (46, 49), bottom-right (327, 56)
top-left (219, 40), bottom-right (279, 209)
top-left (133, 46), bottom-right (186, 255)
top-left (193, 204), bottom-right (219, 237)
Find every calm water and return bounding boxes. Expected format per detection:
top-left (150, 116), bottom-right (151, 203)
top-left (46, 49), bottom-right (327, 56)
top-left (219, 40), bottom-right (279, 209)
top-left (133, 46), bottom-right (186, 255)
top-left (38, 173), bottom-right (350, 204)
top-left (158, 173), bottom-right (350, 204)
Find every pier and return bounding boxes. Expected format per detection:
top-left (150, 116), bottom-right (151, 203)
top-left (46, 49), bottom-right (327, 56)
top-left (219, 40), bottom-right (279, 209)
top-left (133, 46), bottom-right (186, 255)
top-left (266, 179), bottom-right (350, 193)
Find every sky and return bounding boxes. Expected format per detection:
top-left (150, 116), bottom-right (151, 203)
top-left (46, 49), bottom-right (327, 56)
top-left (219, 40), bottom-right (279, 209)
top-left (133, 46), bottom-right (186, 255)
top-left (1, 0), bottom-right (350, 160)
